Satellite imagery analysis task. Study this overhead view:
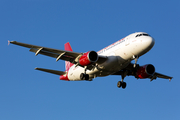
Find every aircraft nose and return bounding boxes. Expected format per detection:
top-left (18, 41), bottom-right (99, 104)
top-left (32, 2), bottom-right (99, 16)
top-left (142, 37), bottom-right (155, 50)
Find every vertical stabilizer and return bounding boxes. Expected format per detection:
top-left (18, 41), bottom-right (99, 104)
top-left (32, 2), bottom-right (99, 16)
top-left (65, 42), bottom-right (74, 71)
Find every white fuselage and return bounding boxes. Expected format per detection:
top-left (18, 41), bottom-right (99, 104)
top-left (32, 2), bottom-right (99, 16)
top-left (68, 32), bottom-right (155, 81)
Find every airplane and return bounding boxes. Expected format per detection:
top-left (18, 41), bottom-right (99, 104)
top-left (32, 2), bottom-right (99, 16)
top-left (9, 32), bottom-right (173, 89)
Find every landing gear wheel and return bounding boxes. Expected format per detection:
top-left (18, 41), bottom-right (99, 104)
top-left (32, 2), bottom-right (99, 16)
top-left (84, 74), bottom-right (89, 80)
top-left (80, 73), bottom-right (84, 80)
top-left (80, 73), bottom-right (89, 80)
top-left (117, 81), bottom-right (122, 88)
top-left (121, 82), bottom-right (127, 89)
top-left (117, 81), bottom-right (127, 89)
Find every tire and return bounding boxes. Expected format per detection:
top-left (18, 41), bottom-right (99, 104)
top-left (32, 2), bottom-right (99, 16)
top-left (80, 73), bottom-right (89, 80)
top-left (122, 82), bottom-right (127, 89)
top-left (85, 74), bottom-right (89, 80)
top-left (80, 73), bottom-right (85, 80)
top-left (117, 81), bottom-right (122, 88)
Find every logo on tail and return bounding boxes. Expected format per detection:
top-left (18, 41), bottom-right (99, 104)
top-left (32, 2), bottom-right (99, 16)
top-left (65, 42), bottom-right (74, 71)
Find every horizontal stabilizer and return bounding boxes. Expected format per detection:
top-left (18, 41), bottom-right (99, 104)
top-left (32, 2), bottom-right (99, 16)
top-left (35, 68), bottom-right (66, 76)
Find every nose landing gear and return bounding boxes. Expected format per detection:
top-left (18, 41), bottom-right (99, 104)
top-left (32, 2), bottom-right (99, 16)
top-left (133, 55), bottom-right (138, 68)
top-left (117, 81), bottom-right (127, 89)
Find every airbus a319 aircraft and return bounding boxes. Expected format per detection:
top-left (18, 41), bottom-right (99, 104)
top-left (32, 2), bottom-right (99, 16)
top-left (9, 32), bottom-right (172, 89)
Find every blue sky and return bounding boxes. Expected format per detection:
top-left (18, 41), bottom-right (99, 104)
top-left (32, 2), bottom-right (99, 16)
top-left (1, 0), bottom-right (180, 120)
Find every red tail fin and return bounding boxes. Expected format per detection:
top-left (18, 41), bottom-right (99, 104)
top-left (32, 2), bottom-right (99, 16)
top-left (65, 42), bottom-right (74, 71)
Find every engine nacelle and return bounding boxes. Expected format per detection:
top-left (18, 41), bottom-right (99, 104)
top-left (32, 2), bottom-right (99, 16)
top-left (79, 51), bottom-right (98, 66)
top-left (136, 64), bottom-right (155, 79)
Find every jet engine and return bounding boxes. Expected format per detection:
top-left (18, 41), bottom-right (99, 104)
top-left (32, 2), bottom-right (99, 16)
top-left (79, 51), bottom-right (99, 66)
top-left (136, 64), bottom-right (155, 79)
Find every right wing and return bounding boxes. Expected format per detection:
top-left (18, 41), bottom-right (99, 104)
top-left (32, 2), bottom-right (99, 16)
top-left (10, 41), bottom-right (81, 62)
top-left (9, 41), bottom-right (107, 69)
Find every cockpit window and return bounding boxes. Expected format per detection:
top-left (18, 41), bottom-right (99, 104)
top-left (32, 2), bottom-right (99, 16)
top-left (136, 33), bottom-right (150, 37)
top-left (143, 33), bottom-right (149, 36)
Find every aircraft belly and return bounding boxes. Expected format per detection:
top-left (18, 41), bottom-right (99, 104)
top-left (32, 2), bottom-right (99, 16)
top-left (97, 52), bottom-right (121, 74)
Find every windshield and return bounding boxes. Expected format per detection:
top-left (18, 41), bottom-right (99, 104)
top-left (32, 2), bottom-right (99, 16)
top-left (136, 33), bottom-right (150, 37)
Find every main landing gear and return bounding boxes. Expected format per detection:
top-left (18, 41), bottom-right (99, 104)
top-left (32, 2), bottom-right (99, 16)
top-left (80, 66), bottom-right (90, 80)
top-left (117, 55), bottom-right (139, 89)
top-left (117, 70), bottom-right (128, 89)
top-left (117, 81), bottom-right (126, 89)
top-left (80, 73), bottom-right (89, 80)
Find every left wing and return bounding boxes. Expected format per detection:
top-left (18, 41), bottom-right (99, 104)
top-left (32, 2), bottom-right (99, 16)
top-left (9, 41), bottom-right (107, 68)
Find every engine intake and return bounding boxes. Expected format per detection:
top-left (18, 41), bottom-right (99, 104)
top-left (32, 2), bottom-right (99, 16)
top-left (136, 64), bottom-right (155, 79)
top-left (79, 51), bottom-right (98, 66)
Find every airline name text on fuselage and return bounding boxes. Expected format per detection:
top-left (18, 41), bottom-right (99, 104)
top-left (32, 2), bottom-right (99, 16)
top-left (98, 38), bottom-right (125, 54)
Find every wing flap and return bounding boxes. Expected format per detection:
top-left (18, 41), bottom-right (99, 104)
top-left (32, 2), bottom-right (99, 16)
top-left (35, 68), bottom-right (66, 76)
